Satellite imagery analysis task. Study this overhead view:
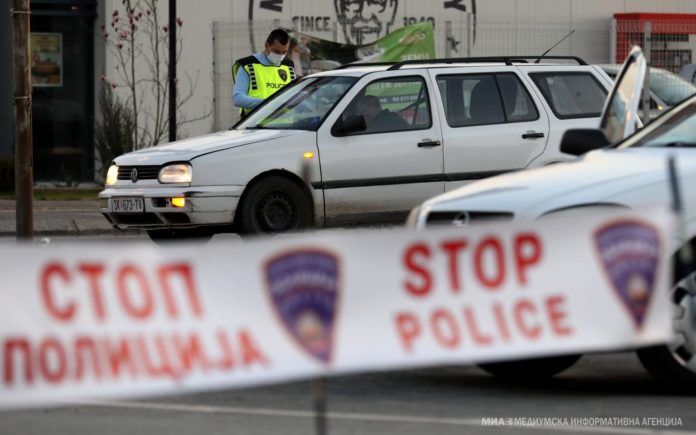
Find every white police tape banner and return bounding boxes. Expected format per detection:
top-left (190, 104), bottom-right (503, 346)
top-left (0, 210), bottom-right (673, 407)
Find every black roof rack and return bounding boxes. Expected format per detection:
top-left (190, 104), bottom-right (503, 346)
top-left (335, 61), bottom-right (402, 70)
top-left (336, 56), bottom-right (587, 70)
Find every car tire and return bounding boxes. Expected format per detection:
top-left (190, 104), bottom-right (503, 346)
top-left (477, 354), bottom-right (582, 380)
top-left (147, 228), bottom-right (213, 244)
top-left (637, 270), bottom-right (696, 394)
top-left (236, 176), bottom-right (313, 235)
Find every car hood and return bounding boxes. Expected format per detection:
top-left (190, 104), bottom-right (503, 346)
top-left (425, 148), bottom-right (696, 217)
top-left (113, 129), bottom-right (308, 165)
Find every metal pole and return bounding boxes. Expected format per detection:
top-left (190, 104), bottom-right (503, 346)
top-left (642, 21), bottom-right (651, 126)
top-left (313, 378), bottom-right (328, 435)
top-left (168, 0), bottom-right (176, 142)
top-left (12, 0), bottom-right (33, 241)
top-left (668, 155), bottom-right (696, 295)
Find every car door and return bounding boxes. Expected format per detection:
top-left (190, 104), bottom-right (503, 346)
top-left (430, 66), bottom-right (551, 192)
top-left (522, 65), bottom-right (612, 162)
top-left (316, 70), bottom-right (444, 224)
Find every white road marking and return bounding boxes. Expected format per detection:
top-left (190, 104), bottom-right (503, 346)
top-left (64, 399), bottom-right (693, 435)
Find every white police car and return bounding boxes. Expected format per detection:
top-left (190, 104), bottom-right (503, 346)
top-left (408, 48), bottom-right (696, 392)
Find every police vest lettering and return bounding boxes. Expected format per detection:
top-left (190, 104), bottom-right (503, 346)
top-left (266, 82), bottom-right (286, 89)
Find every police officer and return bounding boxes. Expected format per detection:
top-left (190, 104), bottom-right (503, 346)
top-left (232, 29), bottom-right (296, 118)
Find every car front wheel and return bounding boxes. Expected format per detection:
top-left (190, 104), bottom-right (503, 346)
top-left (236, 175), bottom-right (313, 235)
top-left (637, 270), bottom-right (696, 394)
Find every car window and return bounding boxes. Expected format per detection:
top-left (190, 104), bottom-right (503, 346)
top-left (530, 72), bottom-right (607, 119)
top-left (436, 73), bottom-right (538, 127)
top-left (626, 102), bottom-right (696, 148)
top-left (649, 68), bottom-right (696, 106)
top-left (339, 76), bottom-right (432, 135)
top-left (497, 73), bottom-right (539, 122)
top-left (237, 76), bottom-right (357, 131)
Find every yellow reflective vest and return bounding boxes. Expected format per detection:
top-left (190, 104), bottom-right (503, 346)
top-left (232, 55), bottom-right (296, 116)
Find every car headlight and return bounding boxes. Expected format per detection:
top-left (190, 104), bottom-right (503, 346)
top-left (105, 165), bottom-right (118, 186)
top-left (158, 164), bottom-right (192, 184)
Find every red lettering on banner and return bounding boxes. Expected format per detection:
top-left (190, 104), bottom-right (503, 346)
top-left (136, 336), bottom-right (179, 380)
top-left (402, 234), bottom-right (546, 297)
top-left (514, 299), bottom-right (542, 340)
top-left (474, 237), bottom-right (505, 289)
top-left (77, 263), bottom-right (107, 320)
top-left (106, 337), bottom-right (139, 378)
top-left (393, 296), bottom-right (574, 352)
top-left (117, 265), bottom-right (154, 320)
top-left (440, 240), bottom-right (468, 293)
top-left (238, 330), bottom-right (270, 367)
top-left (394, 312), bottom-right (421, 352)
top-left (431, 309), bottom-right (460, 348)
top-left (38, 338), bottom-right (67, 384)
top-left (74, 336), bottom-right (103, 380)
top-left (172, 334), bottom-right (209, 371)
top-left (158, 263), bottom-right (203, 319)
top-left (4, 338), bottom-right (34, 385)
top-left (492, 303), bottom-right (512, 343)
top-left (463, 307), bottom-right (493, 346)
top-left (40, 263), bottom-right (75, 322)
top-left (403, 243), bottom-right (432, 297)
top-left (546, 295), bottom-right (573, 336)
top-left (215, 330), bottom-right (235, 370)
top-left (514, 233), bottom-right (542, 286)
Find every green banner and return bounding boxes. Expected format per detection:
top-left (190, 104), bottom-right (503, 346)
top-left (288, 22), bottom-right (435, 76)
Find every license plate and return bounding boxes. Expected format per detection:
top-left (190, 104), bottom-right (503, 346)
top-left (111, 197), bottom-right (144, 213)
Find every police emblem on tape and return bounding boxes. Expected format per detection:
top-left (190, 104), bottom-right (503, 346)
top-left (594, 220), bottom-right (661, 330)
top-left (265, 250), bottom-right (340, 364)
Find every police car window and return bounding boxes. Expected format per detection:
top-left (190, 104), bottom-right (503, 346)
top-left (238, 76), bottom-right (357, 131)
top-left (530, 72), bottom-right (607, 119)
top-left (341, 76), bottom-right (432, 134)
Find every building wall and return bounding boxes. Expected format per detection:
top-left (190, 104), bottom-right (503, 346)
top-left (99, 0), bottom-right (696, 138)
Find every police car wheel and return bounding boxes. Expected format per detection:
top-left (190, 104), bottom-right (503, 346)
top-left (477, 354), bottom-right (581, 380)
top-left (237, 176), bottom-right (313, 235)
top-left (637, 271), bottom-right (696, 394)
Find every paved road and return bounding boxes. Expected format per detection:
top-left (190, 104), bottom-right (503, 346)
top-left (1, 353), bottom-right (695, 435)
top-left (0, 200), bottom-right (114, 236)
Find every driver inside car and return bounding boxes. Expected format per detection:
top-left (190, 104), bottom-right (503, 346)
top-left (356, 95), bottom-right (410, 133)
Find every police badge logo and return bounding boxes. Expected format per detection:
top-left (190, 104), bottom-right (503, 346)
top-left (278, 69), bottom-right (288, 81)
top-left (265, 250), bottom-right (340, 365)
top-left (594, 220), bottom-right (661, 330)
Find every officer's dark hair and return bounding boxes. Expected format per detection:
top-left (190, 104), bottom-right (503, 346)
top-left (266, 29), bottom-right (290, 46)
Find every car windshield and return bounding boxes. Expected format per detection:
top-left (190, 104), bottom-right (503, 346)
top-left (649, 68), bottom-right (696, 106)
top-left (625, 100), bottom-right (696, 148)
top-left (237, 76), bottom-right (357, 131)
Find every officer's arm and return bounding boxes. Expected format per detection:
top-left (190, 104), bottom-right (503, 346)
top-left (232, 68), bottom-right (264, 110)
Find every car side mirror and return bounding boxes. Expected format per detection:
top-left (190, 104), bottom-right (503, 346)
top-left (560, 129), bottom-right (610, 156)
top-left (332, 115), bottom-right (366, 136)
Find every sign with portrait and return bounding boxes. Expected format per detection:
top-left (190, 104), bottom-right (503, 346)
top-left (30, 33), bottom-right (63, 87)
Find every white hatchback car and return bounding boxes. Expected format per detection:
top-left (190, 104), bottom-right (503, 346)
top-left (408, 48), bottom-right (696, 392)
top-left (99, 57), bottom-right (612, 241)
